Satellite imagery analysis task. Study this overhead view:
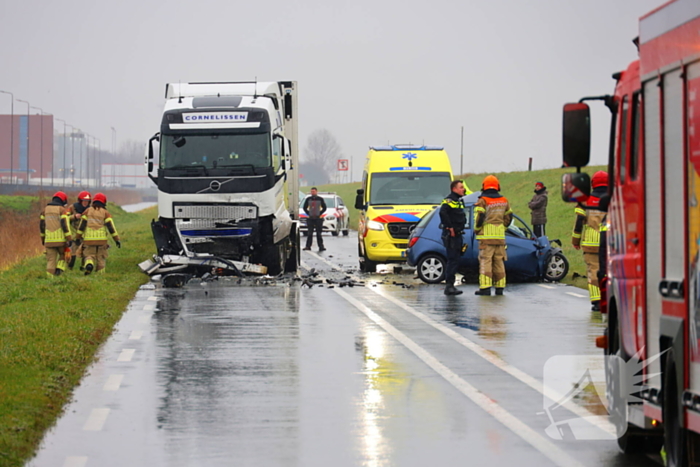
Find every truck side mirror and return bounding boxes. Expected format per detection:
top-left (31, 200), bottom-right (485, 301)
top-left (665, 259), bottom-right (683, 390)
top-left (355, 188), bottom-right (365, 210)
top-left (561, 172), bottom-right (591, 203)
top-left (563, 103), bottom-right (591, 168)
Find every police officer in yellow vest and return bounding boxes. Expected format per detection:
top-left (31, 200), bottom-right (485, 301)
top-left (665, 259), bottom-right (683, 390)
top-left (572, 171), bottom-right (608, 311)
top-left (40, 191), bottom-right (72, 276)
top-left (439, 180), bottom-right (468, 295)
top-left (474, 175), bottom-right (512, 296)
top-left (76, 192), bottom-right (121, 275)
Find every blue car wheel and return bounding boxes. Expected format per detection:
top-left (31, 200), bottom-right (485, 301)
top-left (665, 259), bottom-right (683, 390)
top-left (417, 254), bottom-right (446, 284)
top-left (545, 252), bottom-right (569, 282)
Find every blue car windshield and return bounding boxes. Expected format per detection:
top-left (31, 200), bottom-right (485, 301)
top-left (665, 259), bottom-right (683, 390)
top-left (370, 172), bottom-right (452, 205)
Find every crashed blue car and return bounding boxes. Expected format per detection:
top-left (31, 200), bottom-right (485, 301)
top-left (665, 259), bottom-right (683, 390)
top-left (406, 192), bottom-right (568, 284)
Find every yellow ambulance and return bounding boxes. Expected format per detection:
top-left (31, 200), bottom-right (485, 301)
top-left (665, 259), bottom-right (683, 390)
top-left (354, 145), bottom-right (454, 272)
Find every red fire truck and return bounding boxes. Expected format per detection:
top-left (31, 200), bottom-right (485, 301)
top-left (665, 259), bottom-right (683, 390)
top-left (562, 0), bottom-right (700, 464)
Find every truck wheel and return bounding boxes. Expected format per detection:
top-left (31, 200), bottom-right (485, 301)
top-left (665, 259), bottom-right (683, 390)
top-left (545, 252), bottom-right (568, 282)
top-left (284, 229), bottom-right (299, 273)
top-left (262, 242), bottom-right (285, 276)
top-left (417, 254), bottom-right (446, 284)
top-left (664, 348), bottom-right (695, 466)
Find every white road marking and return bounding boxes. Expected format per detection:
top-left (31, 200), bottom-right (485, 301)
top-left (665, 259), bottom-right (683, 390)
top-left (103, 374), bottom-right (124, 391)
top-left (117, 349), bottom-right (135, 362)
top-left (566, 292), bottom-right (587, 298)
top-left (333, 287), bottom-right (587, 467)
top-left (537, 284), bottom-right (555, 289)
top-left (128, 330), bottom-right (143, 340)
top-left (83, 408), bottom-right (110, 431)
top-left (63, 456), bottom-right (88, 467)
top-left (142, 304), bottom-right (155, 312)
top-left (147, 295), bottom-right (158, 301)
top-left (303, 254), bottom-right (615, 437)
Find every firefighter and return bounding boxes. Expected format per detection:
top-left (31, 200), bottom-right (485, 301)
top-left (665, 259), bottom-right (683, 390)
top-left (40, 191), bottom-right (72, 276)
top-left (474, 175), bottom-right (512, 296)
top-left (76, 193), bottom-right (121, 275)
top-left (572, 170), bottom-right (608, 311)
top-left (439, 179), bottom-right (467, 295)
top-left (66, 191), bottom-right (91, 270)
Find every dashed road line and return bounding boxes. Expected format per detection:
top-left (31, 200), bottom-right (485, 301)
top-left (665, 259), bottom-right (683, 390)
top-left (566, 292), bottom-right (586, 298)
top-left (63, 456), bottom-right (88, 467)
top-left (128, 330), bottom-right (143, 340)
top-left (117, 349), bottom-right (135, 362)
top-left (537, 284), bottom-right (555, 289)
top-left (103, 374), bottom-right (124, 392)
top-left (83, 408), bottom-right (110, 431)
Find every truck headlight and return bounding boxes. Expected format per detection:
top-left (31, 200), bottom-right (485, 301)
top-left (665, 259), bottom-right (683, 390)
top-left (325, 215), bottom-right (336, 221)
top-left (367, 220), bottom-right (385, 231)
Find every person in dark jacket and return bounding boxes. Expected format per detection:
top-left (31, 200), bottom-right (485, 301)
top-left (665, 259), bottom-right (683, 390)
top-left (303, 187), bottom-right (328, 251)
top-left (528, 181), bottom-right (548, 238)
top-left (439, 180), bottom-right (467, 295)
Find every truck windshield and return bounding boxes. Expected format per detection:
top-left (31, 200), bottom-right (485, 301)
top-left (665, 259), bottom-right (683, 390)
top-left (161, 133), bottom-right (271, 169)
top-left (370, 172), bottom-right (452, 205)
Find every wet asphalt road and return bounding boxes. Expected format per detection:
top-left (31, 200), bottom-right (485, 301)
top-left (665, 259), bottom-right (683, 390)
top-left (30, 234), bottom-right (661, 467)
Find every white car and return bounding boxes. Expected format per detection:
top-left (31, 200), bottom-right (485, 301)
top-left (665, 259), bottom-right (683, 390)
top-left (299, 192), bottom-right (350, 237)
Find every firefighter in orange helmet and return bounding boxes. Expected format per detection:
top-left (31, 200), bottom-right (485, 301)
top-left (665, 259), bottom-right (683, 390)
top-left (474, 175), bottom-right (512, 295)
top-left (76, 193), bottom-right (121, 275)
top-left (572, 170), bottom-right (608, 311)
top-left (65, 190), bottom-right (91, 270)
top-left (40, 191), bottom-right (72, 276)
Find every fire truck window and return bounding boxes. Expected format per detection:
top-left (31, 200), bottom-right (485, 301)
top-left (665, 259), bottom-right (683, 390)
top-left (619, 95), bottom-right (629, 184)
top-left (630, 92), bottom-right (640, 181)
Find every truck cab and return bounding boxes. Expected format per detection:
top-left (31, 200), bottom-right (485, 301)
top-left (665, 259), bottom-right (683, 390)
top-left (146, 81), bottom-right (299, 275)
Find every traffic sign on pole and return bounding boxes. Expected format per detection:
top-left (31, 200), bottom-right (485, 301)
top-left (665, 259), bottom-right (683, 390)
top-left (337, 159), bottom-right (349, 171)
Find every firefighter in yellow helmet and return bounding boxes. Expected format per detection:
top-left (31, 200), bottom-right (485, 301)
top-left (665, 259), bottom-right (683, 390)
top-left (474, 175), bottom-right (512, 296)
top-left (76, 192), bottom-right (121, 275)
top-left (65, 190), bottom-right (91, 270)
top-left (40, 191), bottom-right (72, 276)
top-left (572, 171), bottom-right (608, 311)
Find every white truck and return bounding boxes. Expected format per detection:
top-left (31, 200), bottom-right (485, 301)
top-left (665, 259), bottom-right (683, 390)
top-left (143, 81), bottom-right (300, 277)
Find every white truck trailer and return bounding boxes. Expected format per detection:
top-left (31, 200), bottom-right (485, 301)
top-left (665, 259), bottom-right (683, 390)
top-left (143, 81), bottom-right (300, 277)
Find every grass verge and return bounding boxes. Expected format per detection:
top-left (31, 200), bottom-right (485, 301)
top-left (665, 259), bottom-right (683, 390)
top-left (0, 205), bottom-right (156, 466)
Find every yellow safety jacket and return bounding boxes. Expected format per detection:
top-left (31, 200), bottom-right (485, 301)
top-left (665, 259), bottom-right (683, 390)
top-left (572, 199), bottom-right (605, 253)
top-left (474, 193), bottom-right (513, 245)
top-left (40, 204), bottom-right (72, 247)
top-left (77, 206), bottom-right (120, 246)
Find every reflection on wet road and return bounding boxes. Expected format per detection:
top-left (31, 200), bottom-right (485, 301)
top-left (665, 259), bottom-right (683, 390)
top-left (31, 235), bottom-right (661, 466)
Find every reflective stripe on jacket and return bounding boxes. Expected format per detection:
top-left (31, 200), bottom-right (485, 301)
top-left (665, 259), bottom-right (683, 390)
top-left (40, 205), bottom-right (72, 247)
top-left (474, 193), bottom-right (512, 245)
top-left (572, 199), bottom-right (605, 253)
top-left (77, 207), bottom-right (119, 246)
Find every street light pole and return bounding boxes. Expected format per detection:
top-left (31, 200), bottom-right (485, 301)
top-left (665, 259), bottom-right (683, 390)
top-left (0, 90), bottom-right (14, 184)
top-left (30, 106), bottom-right (47, 189)
top-left (96, 138), bottom-right (101, 188)
top-left (16, 99), bottom-right (30, 185)
top-left (71, 128), bottom-right (78, 187)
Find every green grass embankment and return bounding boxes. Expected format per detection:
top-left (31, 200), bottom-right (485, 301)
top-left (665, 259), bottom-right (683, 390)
top-left (0, 204), bottom-right (156, 466)
top-left (307, 165), bottom-right (605, 287)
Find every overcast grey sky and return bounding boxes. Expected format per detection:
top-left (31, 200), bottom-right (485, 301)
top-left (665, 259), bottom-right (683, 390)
top-left (0, 0), bottom-right (662, 179)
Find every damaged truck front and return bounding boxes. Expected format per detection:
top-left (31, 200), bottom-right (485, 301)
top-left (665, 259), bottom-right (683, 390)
top-left (142, 81), bottom-right (300, 279)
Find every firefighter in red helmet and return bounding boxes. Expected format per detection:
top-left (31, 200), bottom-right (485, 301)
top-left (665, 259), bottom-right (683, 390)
top-left (65, 191), bottom-right (91, 270)
top-left (76, 193), bottom-right (121, 275)
top-left (40, 191), bottom-right (72, 276)
top-left (572, 170), bottom-right (608, 311)
top-left (474, 175), bottom-right (512, 296)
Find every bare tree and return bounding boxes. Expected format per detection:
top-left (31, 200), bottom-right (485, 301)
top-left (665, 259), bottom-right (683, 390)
top-left (303, 129), bottom-right (342, 178)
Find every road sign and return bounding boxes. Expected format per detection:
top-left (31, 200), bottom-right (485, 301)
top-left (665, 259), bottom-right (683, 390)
top-left (337, 159), bottom-right (349, 171)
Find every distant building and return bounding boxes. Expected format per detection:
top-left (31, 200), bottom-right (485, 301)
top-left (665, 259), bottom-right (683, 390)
top-left (0, 114), bottom-right (53, 184)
